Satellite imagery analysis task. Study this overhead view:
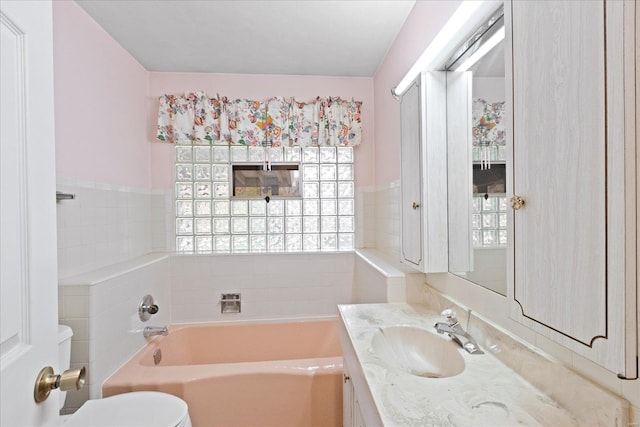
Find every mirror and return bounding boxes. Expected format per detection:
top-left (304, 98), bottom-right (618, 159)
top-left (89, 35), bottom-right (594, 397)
top-left (446, 11), bottom-right (508, 296)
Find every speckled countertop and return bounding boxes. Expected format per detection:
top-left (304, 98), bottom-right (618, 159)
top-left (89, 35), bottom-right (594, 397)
top-left (338, 303), bottom-right (579, 427)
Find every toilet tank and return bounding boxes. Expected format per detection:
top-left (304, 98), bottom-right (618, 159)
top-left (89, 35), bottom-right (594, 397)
top-left (58, 324), bottom-right (74, 410)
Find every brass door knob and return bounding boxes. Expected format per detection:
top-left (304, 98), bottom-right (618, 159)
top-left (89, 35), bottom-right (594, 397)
top-left (412, 202), bottom-right (420, 210)
top-left (510, 195), bottom-right (525, 210)
top-left (34, 366), bottom-right (86, 403)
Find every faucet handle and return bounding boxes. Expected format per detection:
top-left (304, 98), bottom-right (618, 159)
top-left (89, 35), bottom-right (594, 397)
top-left (440, 309), bottom-right (458, 324)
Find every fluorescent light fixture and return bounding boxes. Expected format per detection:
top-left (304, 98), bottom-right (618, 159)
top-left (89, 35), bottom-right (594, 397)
top-left (392, 0), bottom-right (499, 96)
top-left (454, 25), bottom-right (505, 72)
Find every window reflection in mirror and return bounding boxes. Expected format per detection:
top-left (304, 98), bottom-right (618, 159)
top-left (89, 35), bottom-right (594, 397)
top-left (446, 12), bottom-right (507, 296)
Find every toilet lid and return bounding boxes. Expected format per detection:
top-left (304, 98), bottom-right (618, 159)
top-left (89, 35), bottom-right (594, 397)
top-left (64, 391), bottom-right (188, 427)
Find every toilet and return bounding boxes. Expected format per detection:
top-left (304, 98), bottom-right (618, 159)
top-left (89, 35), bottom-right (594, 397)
top-left (57, 325), bottom-right (192, 427)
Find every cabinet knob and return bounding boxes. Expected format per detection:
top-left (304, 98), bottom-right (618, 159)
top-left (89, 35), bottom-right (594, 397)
top-left (412, 202), bottom-right (420, 210)
top-left (510, 195), bottom-right (526, 210)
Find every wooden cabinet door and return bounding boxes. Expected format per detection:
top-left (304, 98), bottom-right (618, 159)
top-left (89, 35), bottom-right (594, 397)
top-left (508, 0), bottom-right (636, 377)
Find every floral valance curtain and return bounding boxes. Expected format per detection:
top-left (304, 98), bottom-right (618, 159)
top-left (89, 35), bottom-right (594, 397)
top-left (157, 92), bottom-right (362, 147)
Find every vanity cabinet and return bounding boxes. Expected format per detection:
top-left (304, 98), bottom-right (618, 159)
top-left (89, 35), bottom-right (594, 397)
top-left (507, 0), bottom-right (637, 377)
top-left (399, 72), bottom-right (448, 273)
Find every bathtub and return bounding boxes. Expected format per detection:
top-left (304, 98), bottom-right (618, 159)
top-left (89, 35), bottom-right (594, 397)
top-left (103, 318), bottom-right (343, 427)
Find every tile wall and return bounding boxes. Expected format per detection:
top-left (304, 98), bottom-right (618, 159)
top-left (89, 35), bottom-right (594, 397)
top-left (170, 253), bottom-right (354, 322)
top-left (372, 181), bottom-right (401, 259)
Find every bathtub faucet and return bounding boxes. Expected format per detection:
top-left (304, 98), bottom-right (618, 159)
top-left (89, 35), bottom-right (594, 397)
top-left (143, 326), bottom-right (168, 338)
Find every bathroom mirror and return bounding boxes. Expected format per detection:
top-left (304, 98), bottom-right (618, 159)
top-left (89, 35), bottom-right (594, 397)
top-left (446, 11), bottom-right (508, 296)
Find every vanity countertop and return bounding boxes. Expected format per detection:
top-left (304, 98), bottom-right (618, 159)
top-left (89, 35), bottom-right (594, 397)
top-left (338, 303), bottom-right (579, 427)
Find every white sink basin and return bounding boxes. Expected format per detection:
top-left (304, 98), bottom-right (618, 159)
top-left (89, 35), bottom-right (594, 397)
top-left (371, 326), bottom-right (465, 378)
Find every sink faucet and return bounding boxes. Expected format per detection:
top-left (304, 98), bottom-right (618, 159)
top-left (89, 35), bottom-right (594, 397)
top-left (143, 326), bottom-right (168, 338)
top-left (434, 309), bottom-right (484, 354)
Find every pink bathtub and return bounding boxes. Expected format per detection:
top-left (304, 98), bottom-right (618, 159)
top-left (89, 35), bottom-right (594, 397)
top-left (103, 319), bottom-right (343, 427)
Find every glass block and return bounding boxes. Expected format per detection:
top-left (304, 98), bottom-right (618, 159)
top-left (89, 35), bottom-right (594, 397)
top-left (176, 146), bottom-right (192, 162)
top-left (473, 198), bottom-right (482, 214)
top-left (303, 147), bottom-right (319, 163)
top-left (268, 217), bottom-right (284, 233)
top-left (250, 200), bottom-right (267, 216)
top-left (176, 200), bottom-right (193, 217)
top-left (337, 182), bottom-right (354, 198)
top-left (285, 216), bottom-right (302, 234)
top-left (337, 147), bottom-right (354, 163)
top-left (498, 146), bottom-right (506, 161)
top-left (268, 147), bottom-right (283, 162)
top-left (303, 182), bottom-right (319, 198)
top-left (499, 230), bottom-right (508, 246)
top-left (267, 200), bottom-right (284, 216)
top-left (269, 234), bottom-right (284, 252)
top-left (176, 183), bottom-right (193, 199)
top-left (321, 199), bottom-right (337, 215)
top-left (250, 217), bottom-right (266, 234)
top-left (250, 235), bottom-right (267, 252)
top-left (286, 199), bottom-right (302, 216)
top-left (337, 164), bottom-right (353, 181)
top-left (194, 164), bottom-right (211, 181)
top-left (338, 200), bottom-right (354, 215)
top-left (303, 164), bottom-right (319, 181)
top-left (231, 146), bottom-right (247, 162)
top-left (194, 200), bottom-right (211, 217)
top-left (195, 182), bottom-right (212, 199)
top-left (303, 234), bottom-right (319, 251)
top-left (338, 216), bottom-right (354, 233)
top-left (193, 146), bottom-right (211, 163)
top-left (213, 146), bottom-right (229, 163)
top-left (499, 197), bottom-right (508, 211)
top-left (214, 218), bottom-right (230, 234)
top-left (212, 165), bottom-right (229, 181)
top-left (303, 216), bottom-right (320, 233)
top-left (195, 236), bottom-right (212, 252)
top-left (248, 146), bottom-right (265, 162)
top-left (482, 213), bottom-right (497, 228)
top-left (232, 235), bottom-right (249, 252)
top-left (284, 146), bottom-right (301, 162)
top-left (472, 230), bottom-right (482, 247)
top-left (231, 200), bottom-right (249, 216)
top-left (176, 236), bottom-right (193, 252)
top-left (320, 182), bottom-right (336, 198)
top-left (231, 217), bottom-right (248, 234)
top-left (338, 233), bottom-right (354, 251)
top-left (319, 147), bottom-right (336, 163)
top-left (499, 213), bottom-right (507, 228)
top-left (286, 234), bottom-right (302, 252)
top-left (176, 165), bottom-right (193, 181)
top-left (320, 164), bottom-right (337, 181)
top-left (214, 235), bottom-right (230, 252)
top-left (176, 218), bottom-right (193, 235)
top-left (322, 216), bottom-right (337, 233)
top-left (321, 233), bottom-right (337, 250)
top-left (483, 230), bottom-right (498, 246)
top-left (482, 197), bottom-right (497, 211)
top-left (213, 183), bottom-right (229, 199)
top-left (303, 199), bottom-right (319, 216)
top-left (214, 200), bottom-right (230, 216)
top-left (195, 218), bottom-right (212, 234)
top-left (472, 214), bottom-right (481, 229)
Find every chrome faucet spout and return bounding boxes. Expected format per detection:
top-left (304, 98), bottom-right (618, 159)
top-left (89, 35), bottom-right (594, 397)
top-left (143, 326), bottom-right (168, 338)
top-left (434, 309), bottom-right (484, 354)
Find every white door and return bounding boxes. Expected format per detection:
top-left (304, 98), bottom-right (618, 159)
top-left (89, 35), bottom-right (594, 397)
top-left (1, 1), bottom-right (60, 426)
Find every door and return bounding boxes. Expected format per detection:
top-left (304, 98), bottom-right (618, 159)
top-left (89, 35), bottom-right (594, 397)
top-left (400, 78), bottom-right (423, 267)
top-left (1, 1), bottom-right (60, 426)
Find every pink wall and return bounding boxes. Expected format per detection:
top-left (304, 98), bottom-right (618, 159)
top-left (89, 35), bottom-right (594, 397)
top-left (148, 73), bottom-right (374, 190)
top-left (373, 1), bottom-right (461, 187)
top-left (53, 1), bottom-right (150, 188)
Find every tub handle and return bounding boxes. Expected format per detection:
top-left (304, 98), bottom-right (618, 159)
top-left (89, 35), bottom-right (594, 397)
top-left (139, 294), bottom-right (159, 321)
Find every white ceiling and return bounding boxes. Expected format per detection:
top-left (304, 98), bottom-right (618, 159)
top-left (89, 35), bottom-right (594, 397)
top-left (75, 0), bottom-right (416, 77)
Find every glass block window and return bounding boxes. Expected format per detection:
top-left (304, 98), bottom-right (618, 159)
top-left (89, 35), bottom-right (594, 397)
top-left (472, 195), bottom-right (507, 248)
top-left (175, 145), bottom-right (355, 253)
